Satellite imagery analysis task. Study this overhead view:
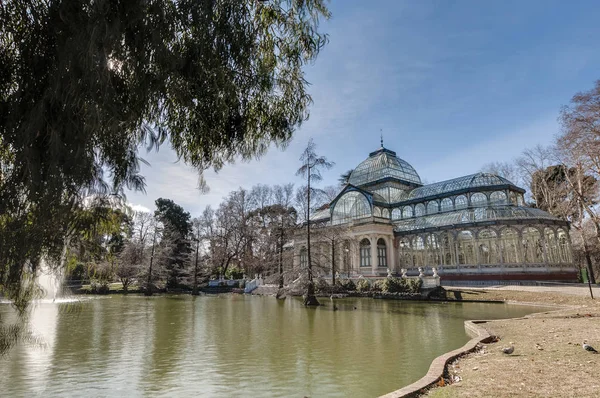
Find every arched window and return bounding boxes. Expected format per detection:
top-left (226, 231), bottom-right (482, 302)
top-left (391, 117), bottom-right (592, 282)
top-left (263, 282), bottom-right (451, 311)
top-left (392, 208), bottom-right (402, 220)
top-left (300, 247), bottom-right (308, 268)
top-left (427, 201), bottom-right (439, 214)
top-left (455, 195), bottom-right (468, 209)
top-left (399, 238), bottom-right (411, 267)
top-left (544, 227), bottom-right (557, 263)
top-left (517, 195), bottom-right (524, 206)
top-left (426, 234), bottom-right (440, 265)
top-left (412, 236), bottom-right (425, 266)
top-left (509, 192), bottom-right (518, 205)
top-left (557, 228), bottom-right (571, 263)
top-left (522, 227), bottom-right (543, 263)
top-left (373, 207), bottom-right (382, 217)
top-left (414, 203), bottom-right (425, 217)
top-left (500, 228), bottom-right (519, 263)
top-left (490, 191), bottom-right (507, 205)
top-left (331, 191), bottom-right (372, 225)
top-left (441, 232), bottom-right (453, 265)
top-left (470, 192), bottom-right (487, 206)
top-left (402, 206), bottom-right (413, 218)
top-left (478, 229), bottom-right (498, 264)
top-left (457, 230), bottom-right (475, 264)
top-left (360, 238), bottom-right (371, 267)
top-left (377, 238), bottom-right (387, 267)
top-left (441, 198), bottom-right (453, 212)
top-left (382, 209), bottom-right (390, 219)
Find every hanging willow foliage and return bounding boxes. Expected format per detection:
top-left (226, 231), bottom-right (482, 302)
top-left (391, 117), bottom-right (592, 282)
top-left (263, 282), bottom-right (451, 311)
top-left (0, 0), bottom-right (329, 315)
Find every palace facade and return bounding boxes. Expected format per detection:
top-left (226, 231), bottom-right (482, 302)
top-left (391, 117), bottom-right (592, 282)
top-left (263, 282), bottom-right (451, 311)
top-left (293, 144), bottom-right (578, 282)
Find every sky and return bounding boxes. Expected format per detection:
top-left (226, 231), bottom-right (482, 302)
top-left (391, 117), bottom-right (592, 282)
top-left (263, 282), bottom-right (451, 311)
top-left (126, 0), bottom-right (600, 216)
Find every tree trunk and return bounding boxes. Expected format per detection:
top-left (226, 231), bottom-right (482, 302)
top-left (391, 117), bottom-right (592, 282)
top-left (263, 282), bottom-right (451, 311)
top-left (145, 230), bottom-right (157, 296)
top-left (192, 235), bottom-right (200, 296)
top-left (278, 232), bottom-right (284, 289)
top-left (305, 163), bottom-right (319, 306)
top-left (577, 166), bottom-right (597, 285)
top-left (331, 238), bottom-right (336, 286)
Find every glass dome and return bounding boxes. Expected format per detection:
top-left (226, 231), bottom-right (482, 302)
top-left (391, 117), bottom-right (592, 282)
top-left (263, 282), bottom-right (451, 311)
top-left (349, 148), bottom-right (421, 187)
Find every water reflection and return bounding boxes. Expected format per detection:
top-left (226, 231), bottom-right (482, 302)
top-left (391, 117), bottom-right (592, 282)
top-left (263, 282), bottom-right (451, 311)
top-left (0, 296), bottom-right (550, 398)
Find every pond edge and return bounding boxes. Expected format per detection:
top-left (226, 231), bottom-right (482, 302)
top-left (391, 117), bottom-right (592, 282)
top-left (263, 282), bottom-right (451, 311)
top-left (378, 301), bottom-right (574, 398)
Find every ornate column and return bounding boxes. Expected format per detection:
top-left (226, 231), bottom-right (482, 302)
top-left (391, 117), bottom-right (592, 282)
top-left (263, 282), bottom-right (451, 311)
top-left (389, 236), bottom-right (396, 274)
top-left (371, 236), bottom-right (378, 275)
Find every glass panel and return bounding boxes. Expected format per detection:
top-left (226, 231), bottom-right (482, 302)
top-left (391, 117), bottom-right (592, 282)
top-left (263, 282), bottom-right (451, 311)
top-left (455, 195), bottom-right (468, 209)
top-left (377, 238), bottom-right (387, 267)
top-left (360, 238), bottom-right (371, 267)
top-left (392, 208), bottom-right (402, 220)
top-left (557, 228), bottom-right (571, 263)
top-left (348, 149), bottom-right (422, 186)
top-left (407, 172), bottom-right (517, 201)
top-left (490, 191), bottom-right (507, 205)
top-left (456, 230), bottom-right (475, 264)
top-left (544, 227), bottom-right (557, 263)
top-left (392, 206), bottom-right (559, 234)
top-left (522, 227), bottom-right (543, 263)
top-left (427, 201), bottom-right (439, 214)
top-left (414, 203), bottom-right (425, 216)
top-left (412, 236), bottom-right (425, 267)
top-left (470, 192), bottom-right (487, 206)
top-left (478, 229), bottom-right (498, 264)
top-left (402, 206), bottom-right (413, 218)
top-left (331, 191), bottom-right (372, 225)
top-left (426, 234), bottom-right (440, 265)
top-left (441, 198), bottom-right (453, 212)
top-left (300, 247), bottom-right (307, 268)
top-left (500, 228), bottom-right (519, 263)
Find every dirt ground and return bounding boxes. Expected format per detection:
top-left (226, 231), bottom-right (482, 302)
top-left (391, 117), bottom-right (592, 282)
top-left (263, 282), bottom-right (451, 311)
top-left (424, 286), bottom-right (600, 398)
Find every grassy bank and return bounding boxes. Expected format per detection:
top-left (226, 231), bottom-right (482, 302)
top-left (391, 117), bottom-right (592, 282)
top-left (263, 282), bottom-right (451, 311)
top-left (424, 287), bottom-right (600, 398)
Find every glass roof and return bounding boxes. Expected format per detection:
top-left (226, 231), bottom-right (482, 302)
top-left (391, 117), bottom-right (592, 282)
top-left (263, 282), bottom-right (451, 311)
top-left (393, 206), bottom-right (562, 233)
top-left (406, 173), bottom-right (520, 201)
top-left (310, 208), bottom-right (331, 222)
top-left (348, 147), bottom-right (421, 187)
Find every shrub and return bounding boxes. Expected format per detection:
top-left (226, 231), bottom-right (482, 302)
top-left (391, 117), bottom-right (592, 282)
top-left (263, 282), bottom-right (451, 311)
top-left (90, 279), bottom-right (110, 294)
top-left (381, 277), bottom-right (400, 293)
top-left (342, 279), bottom-right (356, 291)
top-left (356, 278), bottom-right (370, 292)
top-left (371, 279), bottom-right (385, 292)
top-left (409, 278), bottom-right (423, 293)
top-left (315, 277), bottom-right (330, 293)
top-left (398, 277), bottom-right (410, 292)
top-left (225, 266), bottom-right (244, 280)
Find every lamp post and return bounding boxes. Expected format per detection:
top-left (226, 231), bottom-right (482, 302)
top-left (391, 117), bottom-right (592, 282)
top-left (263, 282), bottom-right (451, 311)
top-left (399, 240), bottom-right (405, 273)
top-left (344, 247), bottom-right (350, 278)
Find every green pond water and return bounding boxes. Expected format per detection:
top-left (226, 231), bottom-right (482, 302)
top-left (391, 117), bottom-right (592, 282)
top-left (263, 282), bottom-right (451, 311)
top-left (0, 295), bottom-right (549, 397)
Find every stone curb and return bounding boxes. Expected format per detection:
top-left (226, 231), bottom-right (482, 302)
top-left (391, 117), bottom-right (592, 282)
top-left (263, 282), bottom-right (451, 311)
top-left (378, 320), bottom-right (493, 398)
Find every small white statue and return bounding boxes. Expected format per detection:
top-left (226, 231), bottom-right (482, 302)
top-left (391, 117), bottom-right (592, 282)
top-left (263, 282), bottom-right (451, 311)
top-left (418, 267), bottom-right (424, 278)
top-left (386, 268), bottom-right (392, 278)
top-left (401, 268), bottom-right (407, 278)
top-left (432, 267), bottom-right (439, 278)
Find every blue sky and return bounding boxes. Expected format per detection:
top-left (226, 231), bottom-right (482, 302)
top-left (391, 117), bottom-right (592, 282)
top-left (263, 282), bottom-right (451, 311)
top-left (126, 0), bottom-right (600, 215)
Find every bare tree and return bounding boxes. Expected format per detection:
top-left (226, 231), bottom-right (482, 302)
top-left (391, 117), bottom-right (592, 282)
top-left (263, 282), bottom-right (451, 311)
top-left (296, 139), bottom-right (334, 306)
top-left (480, 161), bottom-right (522, 186)
top-left (273, 183), bottom-right (295, 208)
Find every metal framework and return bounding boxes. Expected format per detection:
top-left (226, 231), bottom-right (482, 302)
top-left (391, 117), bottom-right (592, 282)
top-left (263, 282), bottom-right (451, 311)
top-left (348, 148), bottom-right (422, 187)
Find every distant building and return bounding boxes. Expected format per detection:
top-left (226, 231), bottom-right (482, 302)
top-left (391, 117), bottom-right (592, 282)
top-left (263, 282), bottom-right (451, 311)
top-left (293, 143), bottom-right (577, 283)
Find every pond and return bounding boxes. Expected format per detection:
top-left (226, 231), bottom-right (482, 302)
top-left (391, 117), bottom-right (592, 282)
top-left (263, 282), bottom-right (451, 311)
top-left (0, 295), bottom-right (548, 397)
